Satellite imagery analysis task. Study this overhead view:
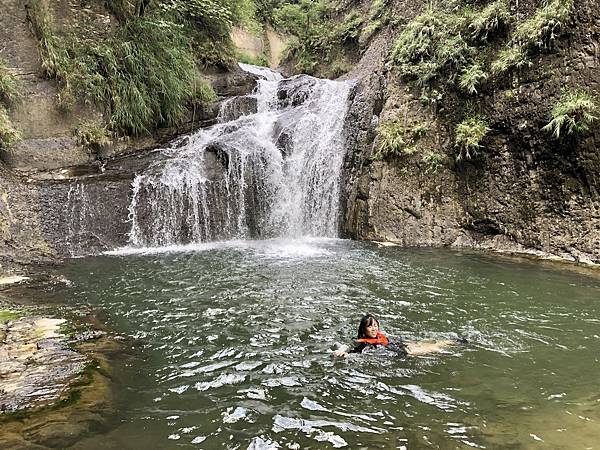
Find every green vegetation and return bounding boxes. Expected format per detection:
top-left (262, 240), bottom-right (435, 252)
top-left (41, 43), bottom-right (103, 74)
top-left (0, 106), bottom-right (21, 150)
top-left (490, 45), bottom-right (531, 75)
top-left (0, 59), bottom-right (19, 105)
top-left (0, 310), bottom-right (20, 324)
top-left (269, 0), bottom-right (383, 76)
top-left (542, 90), bottom-right (599, 138)
top-left (0, 60), bottom-right (20, 149)
top-left (359, 0), bottom-right (389, 45)
top-left (274, 1), bottom-right (362, 75)
top-left (74, 121), bottom-right (111, 148)
top-left (468, 0), bottom-right (510, 41)
top-left (422, 150), bottom-right (446, 173)
top-left (390, 7), bottom-right (472, 86)
top-left (392, 0), bottom-right (574, 83)
top-left (26, 0), bottom-right (256, 136)
top-left (459, 63), bottom-right (487, 94)
top-left (455, 115), bottom-right (490, 161)
top-left (237, 51), bottom-right (270, 66)
top-left (374, 120), bottom-right (428, 160)
top-left (193, 79), bottom-right (218, 105)
top-left (512, 0), bottom-right (573, 50)
top-left (491, 0), bottom-right (573, 74)
top-left (385, 0), bottom-right (577, 164)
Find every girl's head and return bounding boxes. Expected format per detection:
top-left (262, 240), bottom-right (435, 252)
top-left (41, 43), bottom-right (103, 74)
top-left (357, 314), bottom-right (380, 339)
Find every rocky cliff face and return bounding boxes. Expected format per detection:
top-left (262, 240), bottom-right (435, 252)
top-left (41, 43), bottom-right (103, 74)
top-left (1, 0), bottom-right (598, 270)
top-left (342, 0), bottom-right (600, 265)
top-left (0, 67), bottom-right (257, 271)
top-left (0, 0), bottom-right (258, 271)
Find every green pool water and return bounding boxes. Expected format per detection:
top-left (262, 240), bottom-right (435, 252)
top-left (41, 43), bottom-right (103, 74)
top-left (40, 239), bottom-right (600, 449)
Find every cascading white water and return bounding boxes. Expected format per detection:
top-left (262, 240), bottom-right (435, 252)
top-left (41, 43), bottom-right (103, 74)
top-left (128, 65), bottom-right (354, 247)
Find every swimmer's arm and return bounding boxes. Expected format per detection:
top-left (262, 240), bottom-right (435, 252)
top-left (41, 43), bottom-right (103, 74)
top-left (332, 344), bottom-right (350, 358)
top-left (404, 339), bottom-right (456, 356)
top-left (333, 342), bottom-right (369, 357)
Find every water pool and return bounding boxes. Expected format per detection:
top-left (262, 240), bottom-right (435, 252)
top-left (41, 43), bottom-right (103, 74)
top-left (40, 239), bottom-right (600, 449)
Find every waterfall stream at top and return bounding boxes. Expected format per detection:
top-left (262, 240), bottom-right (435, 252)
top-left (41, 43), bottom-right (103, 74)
top-left (128, 64), bottom-right (354, 247)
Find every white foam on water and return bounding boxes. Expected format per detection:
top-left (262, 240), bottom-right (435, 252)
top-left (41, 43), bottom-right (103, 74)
top-left (247, 436), bottom-right (281, 450)
top-left (222, 406), bottom-right (249, 424)
top-left (301, 397), bottom-right (329, 412)
top-left (105, 237), bottom-right (341, 258)
top-left (238, 63), bottom-right (283, 82)
top-left (194, 373), bottom-right (246, 391)
top-left (125, 65), bottom-right (354, 248)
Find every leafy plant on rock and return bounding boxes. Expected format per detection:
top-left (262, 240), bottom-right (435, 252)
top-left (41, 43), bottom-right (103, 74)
top-left (490, 45), bottom-right (531, 75)
top-left (468, 0), bottom-right (510, 41)
top-left (422, 150), bottom-right (445, 173)
top-left (0, 106), bottom-right (21, 150)
top-left (459, 62), bottom-right (487, 94)
top-left (512, 0), bottom-right (573, 50)
top-left (74, 121), bottom-right (111, 148)
top-left (374, 121), bottom-right (429, 160)
top-left (455, 115), bottom-right (490, 161)
top-left (490, 0), bottom-right (573, 75)
top-left (542, 90), bottom-right (599, 138)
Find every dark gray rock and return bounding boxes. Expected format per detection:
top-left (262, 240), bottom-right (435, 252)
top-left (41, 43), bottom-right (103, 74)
top-left (276, 75), bottom-right (318, 108)
top-left (218, 96), bottom-right (258, 122)
top-left (207, 67), bottom-right (259, 97)
top-left (2, 138), bottom-right (93, 172)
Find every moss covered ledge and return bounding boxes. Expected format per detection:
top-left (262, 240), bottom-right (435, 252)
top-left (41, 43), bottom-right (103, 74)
top-left (0, 289), bottom-right (123, 448)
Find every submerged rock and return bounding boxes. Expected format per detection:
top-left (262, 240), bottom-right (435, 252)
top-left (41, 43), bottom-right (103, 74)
top-left (0, 301), bottom-right (124, 449)
top-left (0, 316), bottom-right (88, 413)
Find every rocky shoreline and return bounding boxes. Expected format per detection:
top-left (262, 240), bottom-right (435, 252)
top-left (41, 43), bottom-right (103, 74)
top-left (0, 315), bottom-right (90, 413)
top-left (0, 278), bottom-right (123, 449)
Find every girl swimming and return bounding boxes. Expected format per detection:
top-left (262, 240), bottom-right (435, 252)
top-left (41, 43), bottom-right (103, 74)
top-left (333, 313), bottom-right (463, 358)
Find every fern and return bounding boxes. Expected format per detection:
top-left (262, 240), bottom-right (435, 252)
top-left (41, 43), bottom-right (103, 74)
top-left (455, 115), bottom-right (490, 161)
top-left (542, 90), bottom-right (599, 138)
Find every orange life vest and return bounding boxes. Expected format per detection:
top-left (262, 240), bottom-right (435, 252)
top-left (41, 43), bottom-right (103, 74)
top-left (356, 331), bottom-right (389, 346)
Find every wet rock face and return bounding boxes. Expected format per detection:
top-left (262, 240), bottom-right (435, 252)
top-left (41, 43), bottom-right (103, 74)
top-left (276, 75), bottom-right (318, 108)
top-left (218, 96), bottom-right (258, 122)
top-left (343, 0), bottom-right (600, 265)
top-left (0, 317), bottom-right (88, 413)
top-left (207, 67), bottom-right (259, 97)
top-left (36, 176), bottom-right (132, 258)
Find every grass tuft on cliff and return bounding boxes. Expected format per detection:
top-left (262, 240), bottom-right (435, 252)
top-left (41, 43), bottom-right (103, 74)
top-left (0, 59), bottom-right (20, 105)
top-left (512, 0), bottom-right (573, 50)
top-left (467, 0), bottom-right (510, 42)
top-left (0, 106), bottom-right (21, 150)
top-left (542, 90), bottom-right (599, 138)
top-left (0, 310), bottom-right (20, 324)
top-left (490, 45), bottom-right (531, 75)
top-left (374, 121), bottom-right (428, 160)
top-left (459, 63), bottom-right (488, 94)
top-left (74, 121), bottom-right (111, 148)
top-left (0, 59), bottom-right (20, 150)
top-left (390, 7), bottom-right (472, 86)
top-left (455, 115), bottom-right (490, 161)
top-left (392, 0), bottom-right (574, 86)
top-left (490, 0), bottom-right (573, 75)
top-left (26, 0), bottom-right (237, 136)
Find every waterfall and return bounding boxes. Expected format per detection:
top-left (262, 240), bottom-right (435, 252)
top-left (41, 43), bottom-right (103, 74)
top-left (128, 65), bottom-right (354, 247)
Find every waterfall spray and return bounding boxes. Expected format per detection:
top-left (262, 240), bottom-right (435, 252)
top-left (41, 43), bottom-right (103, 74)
top-left (128, 65), bottom-right (354, 247)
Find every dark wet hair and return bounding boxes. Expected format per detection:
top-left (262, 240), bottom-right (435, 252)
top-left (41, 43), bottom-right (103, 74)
top-left (357, 314), bottom-right (380, 339)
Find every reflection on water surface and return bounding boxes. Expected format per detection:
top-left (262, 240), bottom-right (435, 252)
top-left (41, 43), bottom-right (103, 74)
top-left (42, 239), bottom-right (600, 449)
